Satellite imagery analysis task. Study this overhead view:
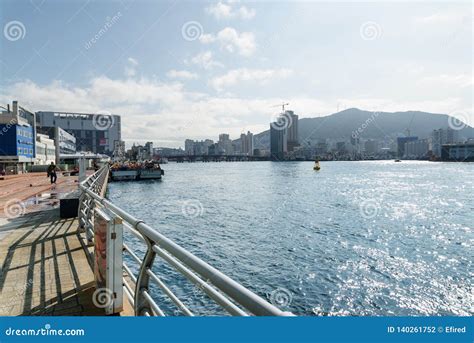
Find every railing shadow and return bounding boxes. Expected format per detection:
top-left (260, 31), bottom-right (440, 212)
top-left (0, 209), bottom-right (105, 316)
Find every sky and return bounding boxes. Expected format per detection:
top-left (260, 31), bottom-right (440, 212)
top-left (0, 0), bottom-right (472, 148)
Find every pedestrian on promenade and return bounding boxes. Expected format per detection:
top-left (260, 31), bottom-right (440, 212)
top-left (47, 162), bottom-right (58, 184)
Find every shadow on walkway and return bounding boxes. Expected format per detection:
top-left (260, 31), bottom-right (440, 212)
top-left (0, 209), bottom-right (106, 316)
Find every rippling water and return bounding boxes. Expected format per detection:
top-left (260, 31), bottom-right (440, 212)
top-left (108, 161), bottom-right (473, 316)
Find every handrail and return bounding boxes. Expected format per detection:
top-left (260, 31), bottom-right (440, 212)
top-left (78, 165), bottom-right (292, 316)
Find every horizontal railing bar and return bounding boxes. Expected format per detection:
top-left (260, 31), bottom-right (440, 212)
top-left (144, 224), bottom-right (285, 316)
top-left (123, 262), bottom-right (137, 284)
top-left (123, 222), bottom-right (146, 242)
top-left (142, 290), bottom-right (165, 316)
top-left (146, 268), bottom-right (194, 316)
top-left (123, 284), bottom-right (134, 307)
top-left (152, 245), bottom-right (247, 316)
top-left (123, 244), bottom-right (142, 266)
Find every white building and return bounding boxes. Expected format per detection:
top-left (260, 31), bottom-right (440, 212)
top-left (35, 133), bottom-right (56, 165)
top-left (240, 131), bottom-right (254, 156)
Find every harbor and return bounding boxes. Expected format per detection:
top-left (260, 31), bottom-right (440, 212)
top-left (0, 165), bottom-right (288, 317)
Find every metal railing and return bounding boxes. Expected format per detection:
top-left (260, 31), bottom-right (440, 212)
top-left (79, 165), bottom-right (292, 316)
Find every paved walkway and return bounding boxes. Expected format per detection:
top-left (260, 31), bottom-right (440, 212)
top-left (0, 173), bottom-right (79, 217)
top-left (0, 209), bottom-right (108, 316)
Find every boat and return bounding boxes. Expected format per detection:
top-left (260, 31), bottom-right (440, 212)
top-left (138, 161), bottom-right (164, 180)
top-left (138, 168), bottom-right (164, 180)
top-left (394, 159), bottom-right (401, 162)
top-left (111, 169), bottom-right (138, 181)
top-left (110, 161), bottom-right (164, 181)
top-left (313, 161), bottom-right (321, 171)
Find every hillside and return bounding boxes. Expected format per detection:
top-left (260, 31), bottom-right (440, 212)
top-left (249, 108), bottom-right (474, 149)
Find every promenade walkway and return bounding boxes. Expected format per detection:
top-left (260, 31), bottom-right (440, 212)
top-left (0, 173), bottom-right (132, 316)
top-left (0, 172), bottom-right (78, 217)
top-left (0, 209), bottom-right (107, 315)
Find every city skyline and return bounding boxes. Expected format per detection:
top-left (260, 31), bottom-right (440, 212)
top-left (1, 1), bottom-right (472, 148)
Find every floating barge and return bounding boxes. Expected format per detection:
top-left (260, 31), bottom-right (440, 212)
top-left (110, 162), bottom-right (164, 181)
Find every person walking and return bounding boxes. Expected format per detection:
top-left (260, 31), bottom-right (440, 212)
top-left (47, 162), bottom-right (58, 184)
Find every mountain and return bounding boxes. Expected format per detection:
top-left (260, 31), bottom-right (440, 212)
top-left (250, 108), bottom-right (474, 149)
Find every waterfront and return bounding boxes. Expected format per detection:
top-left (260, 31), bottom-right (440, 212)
top-left (108, 161), bottom-right (473, 316)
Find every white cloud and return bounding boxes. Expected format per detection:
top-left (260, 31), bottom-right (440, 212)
top-left (210, 68), bottom-right (293, 91)
top-left (417, 73), bottom-right (472, 89)
top-left (414, 12), bottom-right (462, 25)
top-left (206, 1), bottom-right (256, 20)
top-left (2, 77), bottom-right (471, 148)
top-left (185, 51), bottom-right (224, 70)
top-left (124, 57), bottom-right (139, 77)
top-left (166, 69), bottom-right (199, 80)
top-left (199, 27), bottom-right (256, 56)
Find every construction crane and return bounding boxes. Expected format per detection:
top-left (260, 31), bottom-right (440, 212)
top-left (272, 102), bottom-right (289, 113)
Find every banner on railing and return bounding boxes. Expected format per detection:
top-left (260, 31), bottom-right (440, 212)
top-left (94, 208), bottom-right (124, 315)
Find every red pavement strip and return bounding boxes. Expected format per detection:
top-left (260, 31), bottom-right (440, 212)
top-left (0, 173), bottom-right (80, 218)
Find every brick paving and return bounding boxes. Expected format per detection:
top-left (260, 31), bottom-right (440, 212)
top-left (0, 209), bottom-right (107, 316)
top-left (0, 172), bottom-right (134, 316)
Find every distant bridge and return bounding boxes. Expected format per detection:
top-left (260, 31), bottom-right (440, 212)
top-left (164, 155), bottom-right (270, 162)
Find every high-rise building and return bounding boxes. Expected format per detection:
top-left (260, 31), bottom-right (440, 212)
top-left (397, 136), bottom-right (418, 158)
top-left (285, 111), bottom-right (299, 152)
top-left (431, 128), bottom-right (458, 157)
top-left (36, 111), bottom-right (121, 155)
top-left (184, 139), bottom-right (194, 155)
top-left (144, 142), bottom-right (154, 159)
top-left (218, 133), bottom-right (234, 155)
top-left (113, 140), bottom-right (125, 161)
top-left (270, 123), bottom-right (287, 161)
top-left (364, 139), bottom-right (378, 155)
top-left (404, 138), bottom-right (429, 159)
top-left (240, 131), bottom-right (254, 156)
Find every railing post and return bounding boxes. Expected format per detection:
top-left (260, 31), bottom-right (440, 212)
top-left (134, 235), bottom-right (156, 316)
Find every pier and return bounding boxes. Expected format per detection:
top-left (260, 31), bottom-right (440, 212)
top-left (0, 167), bottom-right (290, 316)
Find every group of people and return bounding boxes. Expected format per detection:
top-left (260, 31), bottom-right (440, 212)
top-left (110, 161), bottom-right (161, 171)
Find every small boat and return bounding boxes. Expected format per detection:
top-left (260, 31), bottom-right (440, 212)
top-left (394, 159), bottom-right (401, 162)
top-left (313, 161), bottom-right (321, 171)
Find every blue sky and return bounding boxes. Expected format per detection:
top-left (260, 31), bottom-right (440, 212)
top-left (0, 0), bottom-right (472, 147)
